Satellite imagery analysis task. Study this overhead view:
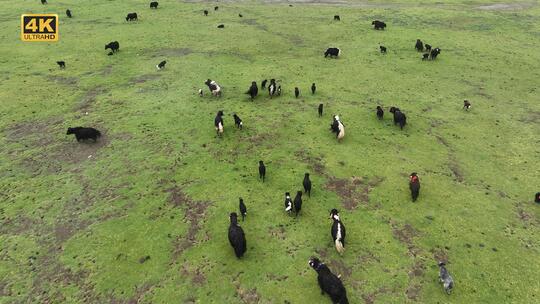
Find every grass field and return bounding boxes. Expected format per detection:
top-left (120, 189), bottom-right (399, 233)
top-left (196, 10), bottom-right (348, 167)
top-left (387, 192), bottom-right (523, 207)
top-left (1, 0), bottom-right (539, 303)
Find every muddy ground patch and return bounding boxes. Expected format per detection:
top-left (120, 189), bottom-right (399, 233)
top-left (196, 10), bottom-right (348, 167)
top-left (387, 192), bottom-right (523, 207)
top-left (325, 176), bottom-right (384, 210)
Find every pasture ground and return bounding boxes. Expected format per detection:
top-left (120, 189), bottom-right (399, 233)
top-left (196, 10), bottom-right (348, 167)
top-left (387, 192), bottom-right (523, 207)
top-left (0, 0), bottom-right (539, 303)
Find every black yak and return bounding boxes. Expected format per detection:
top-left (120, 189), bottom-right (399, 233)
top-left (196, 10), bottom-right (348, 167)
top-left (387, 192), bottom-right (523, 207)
top-left (325, 48), bottom-right (341, 58)
top-left (318, 104), bottom-right (324, 117)
top-left (334, 15), bottom-right (340, 21)
top-left (380, 45), bottom-right (387, 54)
top-left (293, 191), bottom-right (302, 217)
top-left (415, 39), bottom-right (423, 52)
top-left (105, 41), bottom-right (120, 55)
top-left (56, 61), bottom-right (65, 69)
top-left (409, 172), bottom-right (420, 202)
top-left (246, 81), bottom-right (258, 100)
top-left (303, 173), bottom-right (312, 197)
top-left (204, 10), bottom-right (208, 16)
top-left (150, 2), bottom-right (158, 9)
top-left (295, 87), bottom-right (300, 98)
top-left (535, 192), bottom-right (540, 203)
top-left (217, 24), bottom-right (225, 28)
top-left (126, 13), bottom-right (138, 21)
top-left (372, 20), bottom-right (386, 30)
top-left (258, 161), bottom-right (266, 182)
top-left (261, 79), bottom-right (268, 89)
top-left (66, 9), bottom-right (72, 18)
top-left (239, 198), bottom-right (247, 221)
top-left (389, 107), bottom-right (406, 130)
top-left (308, 257), bottom-right (349, 304)
top-left (430, 48), bottom-right (441, 60)
top-left (228, 213), bottom-right (246, 258)
top-left (376, 106), bottom-right (384, 119)
top-left (66, 127), bottom-right (101, 142)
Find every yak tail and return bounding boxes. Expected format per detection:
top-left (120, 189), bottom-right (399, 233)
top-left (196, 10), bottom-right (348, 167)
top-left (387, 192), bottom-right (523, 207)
top-left (335, 239), bottom-right (345, 254)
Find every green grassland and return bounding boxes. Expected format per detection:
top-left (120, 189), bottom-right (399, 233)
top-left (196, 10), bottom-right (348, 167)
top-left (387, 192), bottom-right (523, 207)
top-left (1, 0), bottom-right (539, 303)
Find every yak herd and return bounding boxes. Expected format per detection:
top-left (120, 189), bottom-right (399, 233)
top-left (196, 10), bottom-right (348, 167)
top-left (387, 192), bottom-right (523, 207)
top-left (46, 1), bottom-right (537, 302)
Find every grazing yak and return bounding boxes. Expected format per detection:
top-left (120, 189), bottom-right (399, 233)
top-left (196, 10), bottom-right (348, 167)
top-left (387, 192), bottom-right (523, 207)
top-left (293, 191), bottom-right (303, 217)
top-left (430, 48), bottom-right (441, 60)
top-left (318, 103), bottom-right (324, 117)
top-left (239, 14), bottom-right (243, 18)
top-left (105, 41), bottom-right (120, 55)
top-left (258, 161), bottom-right (266, 182)
top-left (438, 262), bottom-right (454, 295)
top-left (324, 47), bottom-right (341, 58)
top-left (268, 79), bottom-right (277, 98)
top-left (422, 53), bottom-right (430, 60)
top-left (205, 79), bottom-right (222, 96)
top-left (66, 9), bottom-right (72, 18)
top-left (217, 24), bottom-right (225, 28)
top-left (284, 192), bottom-right (293, 215)
top-left (67, 127), bottom-right (101, 142)
top-left (308, 257), bottom-right (349, 304)
top-left (334, 15), bottom-right (340, 21)
top-left (233, 113), bottom-right (243, 129)
top-left (228, 213), bottom-right (247, 258)
top-left (463, 100), bottom-right (471, 110)
top-left (380, 45), bottom-right (387, 54)
top-left (156, 60), bottom-right (166, 70)
top-left (415, 39), bottom-right (424, 52)
top-left (535, 192), bottom-right (540, 203)
top-left (330, 209), bottom-right (346, 254)
top-left (303, 173), bottom-right (312, 197)
top-left (425, 44), bottom-right (432, 52)
top-left (150, 2), bottom-right (159, 9)
top-left (214, 110), bottom-right (224, 136)
top-left (311, 83), bottom-right (316, 94)
top-left (261, 79), bottom-right (268, 89)
top-left (126, 13), bottom-right (138, 21)
top-left (239, 198), bottom-right (247, 221)
top-left (214, 6), bottom-right (219, 11)
top-left (389, 107), bottom-right (406, 130)
top-left (376, 106), bottom-right (384, 119)
top-left (330, 115), bottom-right (345, 141)
top-left (204, 10), bottom-right (208, 16)
top-left (409, 172), bottom-right (420, 202)
top-left (372, 20), bottom-right (386, 30)
top-left (56, 61), bottom-right (65, 69)
top-left (295, 87), bottom-right (300, 98)
top-left (41, 0), bottom-right (47, 4)
top-left (246, 81), bottom-right (258, 100)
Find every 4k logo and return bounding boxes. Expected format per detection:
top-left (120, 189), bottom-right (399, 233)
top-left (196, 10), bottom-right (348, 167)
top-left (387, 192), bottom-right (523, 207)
top-left (21, 14), bottom-right (58, 42)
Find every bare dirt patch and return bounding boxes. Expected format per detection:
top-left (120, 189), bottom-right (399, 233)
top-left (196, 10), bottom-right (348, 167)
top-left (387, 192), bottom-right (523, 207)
top-left (129, 74), bottom-right (162, 84)
top-left (325, 176), bottom-right (384, 210)
top-left (240, 19), bottom-right (268, 31)
top-left (75, 86), bottom-right (109, 111)
top-left (47, 75), bottom-right (78, 86)
top-left (295, 149), bottom-right (326, 175)
top-left (362, 286), bottom-right (393, 304)
top-left (181, 263), bottom-right (207, 286)
top-left (406, 284), bottom-right (422, 300)
top-left (153, 48), bottom-right (193, 57)
top-left (327, 259), bottom-right (352, 279)
top-left (166, 186), bottom-right (212, 260)
top-left (477, 3), bottom-right (535, 10)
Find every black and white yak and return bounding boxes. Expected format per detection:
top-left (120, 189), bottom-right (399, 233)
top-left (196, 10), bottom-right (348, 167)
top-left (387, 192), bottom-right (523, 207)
top-left (66, 127), bottom-right (101, 142)
top-left (228, 212), bottom-right (246, 258)
top-left (330, 209), bottom-right (346, 254)
top-left (324, 48), bottom-right (341, 58)
top-left (330, 115), bottom-right (345, 141)
top-left (239, 198), bottom-right (247, 221)
top-left (293, 191), bottom-right (302, 217)
top-left (214, 110), bottom-right (224, 136)
top-left (284, 192), bottom-right (293, 215)
top-left (308, 257), bottom-right (349, 304)
top-left (303, 173), bottom-right (312, 197)
top-left (389, 107), bottom-right (406, 130)
top-left (156, 60), bottom-right (166, 70)
top-left (463, 100), bottom-right (471, 110)
top-left (205, 79), bottom-right (222, 97)
top-left (438, 262), bottom-right (454, 295)
top-left (409, 172), bottom-right (420, 202)
top-left (268, 79), bottom-right (277, 98)
top-left (430, 48), bottom-right (441, 60)
top-left (233, 113), bottom-right (243, 129)
top-left (246, 81), bottom-right (258, 100)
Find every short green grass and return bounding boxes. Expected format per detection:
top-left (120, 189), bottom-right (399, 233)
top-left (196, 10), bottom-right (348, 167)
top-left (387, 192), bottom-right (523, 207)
top-left (0, 0), bottom-right (539, 303)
